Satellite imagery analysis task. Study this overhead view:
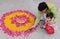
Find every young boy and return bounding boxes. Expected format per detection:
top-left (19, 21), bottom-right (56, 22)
top-left (40, 12), bottom-right (54, 29)
top-left (44, 12), bottom-right (57, 34)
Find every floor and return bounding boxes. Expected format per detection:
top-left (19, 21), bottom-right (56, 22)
top-left (0, 0), bottom-right (60, 39)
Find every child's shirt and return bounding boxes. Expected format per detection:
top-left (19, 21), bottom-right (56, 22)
top-left (40, 13), bottom-right (46, 21)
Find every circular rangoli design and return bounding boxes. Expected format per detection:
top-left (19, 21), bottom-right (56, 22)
top-left (0, 10), bottom-right (37, 37)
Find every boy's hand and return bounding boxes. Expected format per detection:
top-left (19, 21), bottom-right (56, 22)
top-left (40, 25), bottom-right (45, 29)
top-left (30, 24), bottom-right (36, 28)
top-left (40, 26), bottom-right (44, 29)
top-left (29, 24), bottom-right (38, 30)
top-left (29, 28), bottom-right (34, 30)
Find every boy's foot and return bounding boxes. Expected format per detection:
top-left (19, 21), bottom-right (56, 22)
top-left (40, 26), bottom-right (46, 29)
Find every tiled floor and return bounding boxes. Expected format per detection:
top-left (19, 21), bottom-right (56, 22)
top-left (0, 0), bottom-right (60, 39)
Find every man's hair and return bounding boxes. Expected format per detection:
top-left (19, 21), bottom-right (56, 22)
top-left (46, 12), bottom-right (54, 19)
top-left (38, 2), bottom-right (48, 11)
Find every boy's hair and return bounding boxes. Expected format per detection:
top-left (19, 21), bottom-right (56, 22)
top-left (38, 2), bottom-right (48, 11)
top-left (46, 12), bottom-right (54, 19)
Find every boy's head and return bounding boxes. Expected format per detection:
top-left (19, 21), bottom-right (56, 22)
top-left (46, 12), bottom-right (54, 21)
top-left (38, 2), bottom-right (48, 13)
top-left (46, 12), bottom-right (54, 19)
